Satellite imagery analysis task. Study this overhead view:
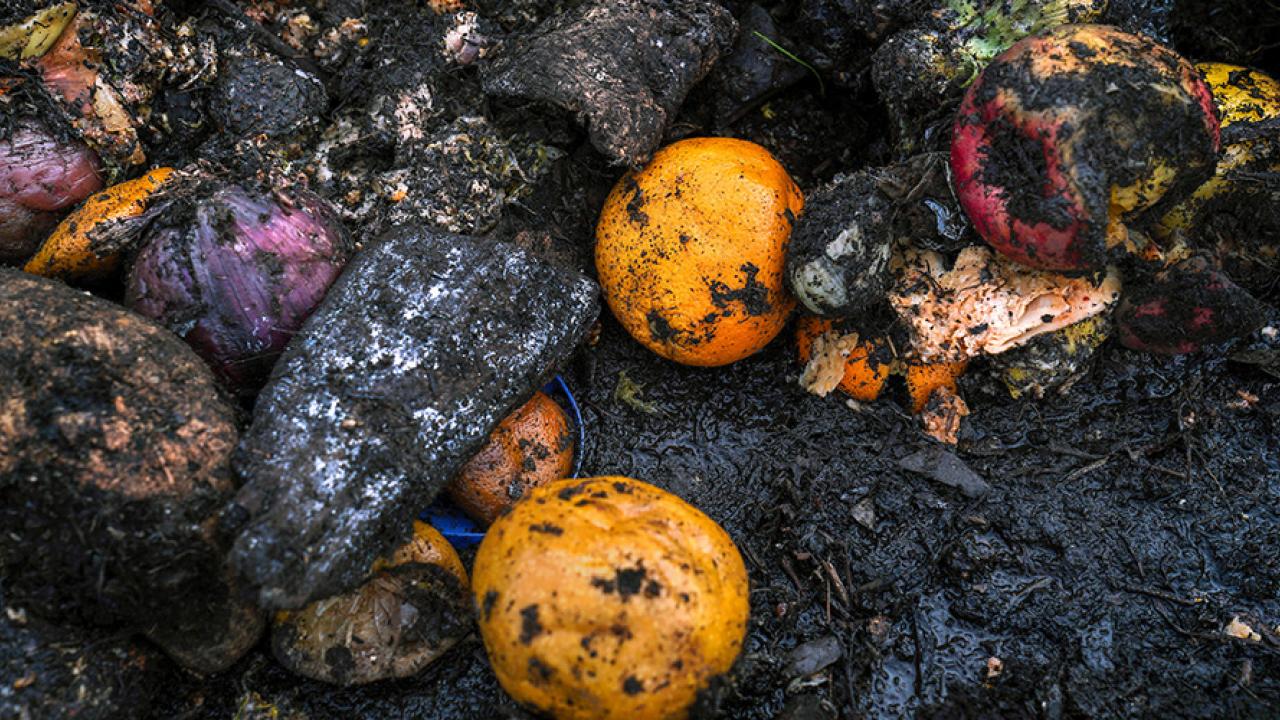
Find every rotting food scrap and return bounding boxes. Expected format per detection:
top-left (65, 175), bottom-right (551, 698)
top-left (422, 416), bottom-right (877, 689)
top-left (890, 245), bottom-right (1122, 364)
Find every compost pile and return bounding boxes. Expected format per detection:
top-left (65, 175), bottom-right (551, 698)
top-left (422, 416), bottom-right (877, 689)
top-left (1, 0), bottom-right (1278, 718)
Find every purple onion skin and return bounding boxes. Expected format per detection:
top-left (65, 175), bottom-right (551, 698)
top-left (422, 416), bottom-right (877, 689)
top-left (126, 185), bottom-right (353, 395)
top-left (0, 118), bottom-right (103, 263)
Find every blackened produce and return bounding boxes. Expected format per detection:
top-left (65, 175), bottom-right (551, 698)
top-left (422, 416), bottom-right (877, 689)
top-left (1118, 255), bottom-right (1266, 354)
top-left (482, 0), bottom-right (737, 166)
top-left (0, 270), bottom-right (263, 674)
top-left (231, 228), bottom-right (600, 609)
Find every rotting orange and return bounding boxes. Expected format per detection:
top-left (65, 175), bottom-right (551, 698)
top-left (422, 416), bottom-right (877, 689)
top-left (25, 167), bottom-right (173, 280)
top-left (595, 137), bottom-right (803, 366)
top-left (473, 476), bottom-right (749, 720)
top-left (447, 391), bottom-right (574, 526)
top-left (905, 359), bottom-right (969, 414)
top-left (795, 315), bottom-right (892, 402)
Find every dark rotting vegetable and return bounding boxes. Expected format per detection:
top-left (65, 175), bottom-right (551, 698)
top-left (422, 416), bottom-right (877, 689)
top-left (230, 226), bottom-right (599, 610)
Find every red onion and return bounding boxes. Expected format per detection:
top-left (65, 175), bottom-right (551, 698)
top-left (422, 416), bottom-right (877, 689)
top-left (126, 184), bottom-right (353, 395)
top-left (0, 117), bottom-right (103, 263)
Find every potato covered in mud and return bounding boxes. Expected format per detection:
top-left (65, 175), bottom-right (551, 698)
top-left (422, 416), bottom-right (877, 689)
top-left (596, 137), bottom-right (803, 366)
top-left (0, 269), bottom-right (262, 674)
top-left (273, 522), bottom-right (471, 686)
top-left (951, 24), bottom-right (1220, 272)
top-left (448, 390), bottom-right (574, 525)
top-left (474, 476), bottom-right (749, 720)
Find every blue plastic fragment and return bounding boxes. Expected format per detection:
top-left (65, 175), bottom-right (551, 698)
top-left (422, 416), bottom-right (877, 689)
top-left (424, 375), bottom-right (584, 548)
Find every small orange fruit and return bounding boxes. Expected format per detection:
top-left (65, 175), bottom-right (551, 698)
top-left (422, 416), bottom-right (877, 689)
top-left (25, 167), bottom-right (174, 280)
top-left (795, 316), bottom-right (892, 402)
top-left (905, 359), bottom-right (969, 414)
top-left (474, 476), bottom-right (749, 720)
top-left (595, 137), bottom-right (803, 366)
top-left (447, 391), bottom-right (574, 525)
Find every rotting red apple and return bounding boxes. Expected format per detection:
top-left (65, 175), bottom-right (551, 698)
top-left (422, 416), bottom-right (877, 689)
top-left (0, 117), bottom-right (103, 263)
top-left (1117, 256), bottom-right (1265, 354)
top-left (951, 24), bottom-right (1220, 273)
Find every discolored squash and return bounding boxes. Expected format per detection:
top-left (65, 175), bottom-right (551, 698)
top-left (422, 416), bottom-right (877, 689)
top-left (596, 137), bottom-right (803, 366)
top-left (24, 167), bottom-right (173, 280)
top-left (474, 476), bottom-right (749, 720)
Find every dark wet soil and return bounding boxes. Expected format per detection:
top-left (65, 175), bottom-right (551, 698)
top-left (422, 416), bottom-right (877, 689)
top-left (11, 1), bottom-right (1280, 717)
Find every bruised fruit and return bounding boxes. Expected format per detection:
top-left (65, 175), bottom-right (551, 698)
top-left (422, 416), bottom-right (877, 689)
top-left (596, 137), bottom-right (803, 366)
top-left (25, 167), bottom-right (173, 280)
top-left (474, 476), bottom-right (749, 720)
top-left (1117, 256), bottom-right (1265, 354)
top-left (795, 315), bottom-right (893, 401)
top-left (905, 358), bottom-right (970, 415)
top-left (0, 117), bottom-right (103, 263)
top-left (889, 245), bottom-right (1121, 363)
top-left (0, 2), bottom-right (76, 61)
top-left (951, 24), bottom-right (1220, 272)
top-left (126, 183), bottom-right (353, 395)
top-left (448, 391), bottom-right (574, 526)
top-left (273, 522), bottom-right (471, 686)
top-left (873, 0), bottom-right (1105, 150)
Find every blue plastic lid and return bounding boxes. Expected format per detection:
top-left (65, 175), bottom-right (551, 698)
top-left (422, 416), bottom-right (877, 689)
top-left (423, 375), bottom-right (584, 548)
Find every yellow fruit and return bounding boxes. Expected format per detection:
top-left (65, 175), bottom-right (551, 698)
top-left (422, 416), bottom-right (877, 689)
top-left (474, 476), bottom-right (749, 720)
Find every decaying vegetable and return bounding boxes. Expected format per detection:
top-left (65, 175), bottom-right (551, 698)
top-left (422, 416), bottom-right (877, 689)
top-left (231, 227), bottom-right (599, 610)
top-left (24, 166), bottom-right (172, 280)
top-left (482, 0), bottom-right (737, 166)
top-left (873, 0), bottom-right (1106, 149)
top-left (0, 269), bottom-right (263, 674)
top-left (1117, 256), bottom-right (1265, 354)
top-left (951, 24), bottom-right (1220, 272)
top-left (448, 390), bottom-right (575, 526)
top-left (474, 477), bottom-right (749, 720)
top-left (0, 116), bottom-right (103, 263)
top-left (889, 245), bottom-right (1121, 363)
top-left (991, 314), bottom-right (1112, 398)
top-left (32, 1), bottom-right (169, 169)
top-left (126, 182), bottom-right (353, 396)
top-left (596, 137), bottom-right (803, 367)
top-left (273, 522), bottom-right (471, 685)
top-left (1156, 63), bottom-right (1280, 298)
top-left (0, 2), bottom-right (76, 61)
top-left (785, 153), bottom-right (968, 318)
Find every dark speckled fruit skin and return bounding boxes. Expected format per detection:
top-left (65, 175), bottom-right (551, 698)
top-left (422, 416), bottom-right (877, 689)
top-left (230, 227), bottom-right (599, 610)
top-left (951, 25), bottom-right (1219, 273)
top-left (1118, 256), bottom-right (1266, 354)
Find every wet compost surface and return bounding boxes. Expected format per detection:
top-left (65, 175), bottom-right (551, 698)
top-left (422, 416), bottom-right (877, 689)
top-left (1, 0), bottom-right (1278, 718)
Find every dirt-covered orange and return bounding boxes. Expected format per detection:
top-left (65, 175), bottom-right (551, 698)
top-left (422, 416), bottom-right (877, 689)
top-left (447, 391), bottom-right (574, 525)
top-left (474, 476), bottom-right (749, 720)
top-left (596, 138), bottom-right (803, 366)
top-left (905, 359), bottom-right (969, 413)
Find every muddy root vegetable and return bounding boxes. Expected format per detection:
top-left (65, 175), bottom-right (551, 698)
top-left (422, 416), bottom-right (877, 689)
top-left (474, 477), bottom-right (749, 720)
top-left (230, 227), bottom-right (599, 610)
top-left (126, 183), bottom-right (353, 396)
top-left (273, 522), bottom-right (471, 685)
top-left (0, 269), bottom-right (263, 675)
top-left (1117, 256), bottom-right (1266, 354)
top-left (0, 117), bottom-right (103, 263)
top-left (596, 137), bottom-right (803, 366)
top-left (448, 391), bottom-right (575, 526)
top-left (951, 24), bottom-right (1220, 272)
